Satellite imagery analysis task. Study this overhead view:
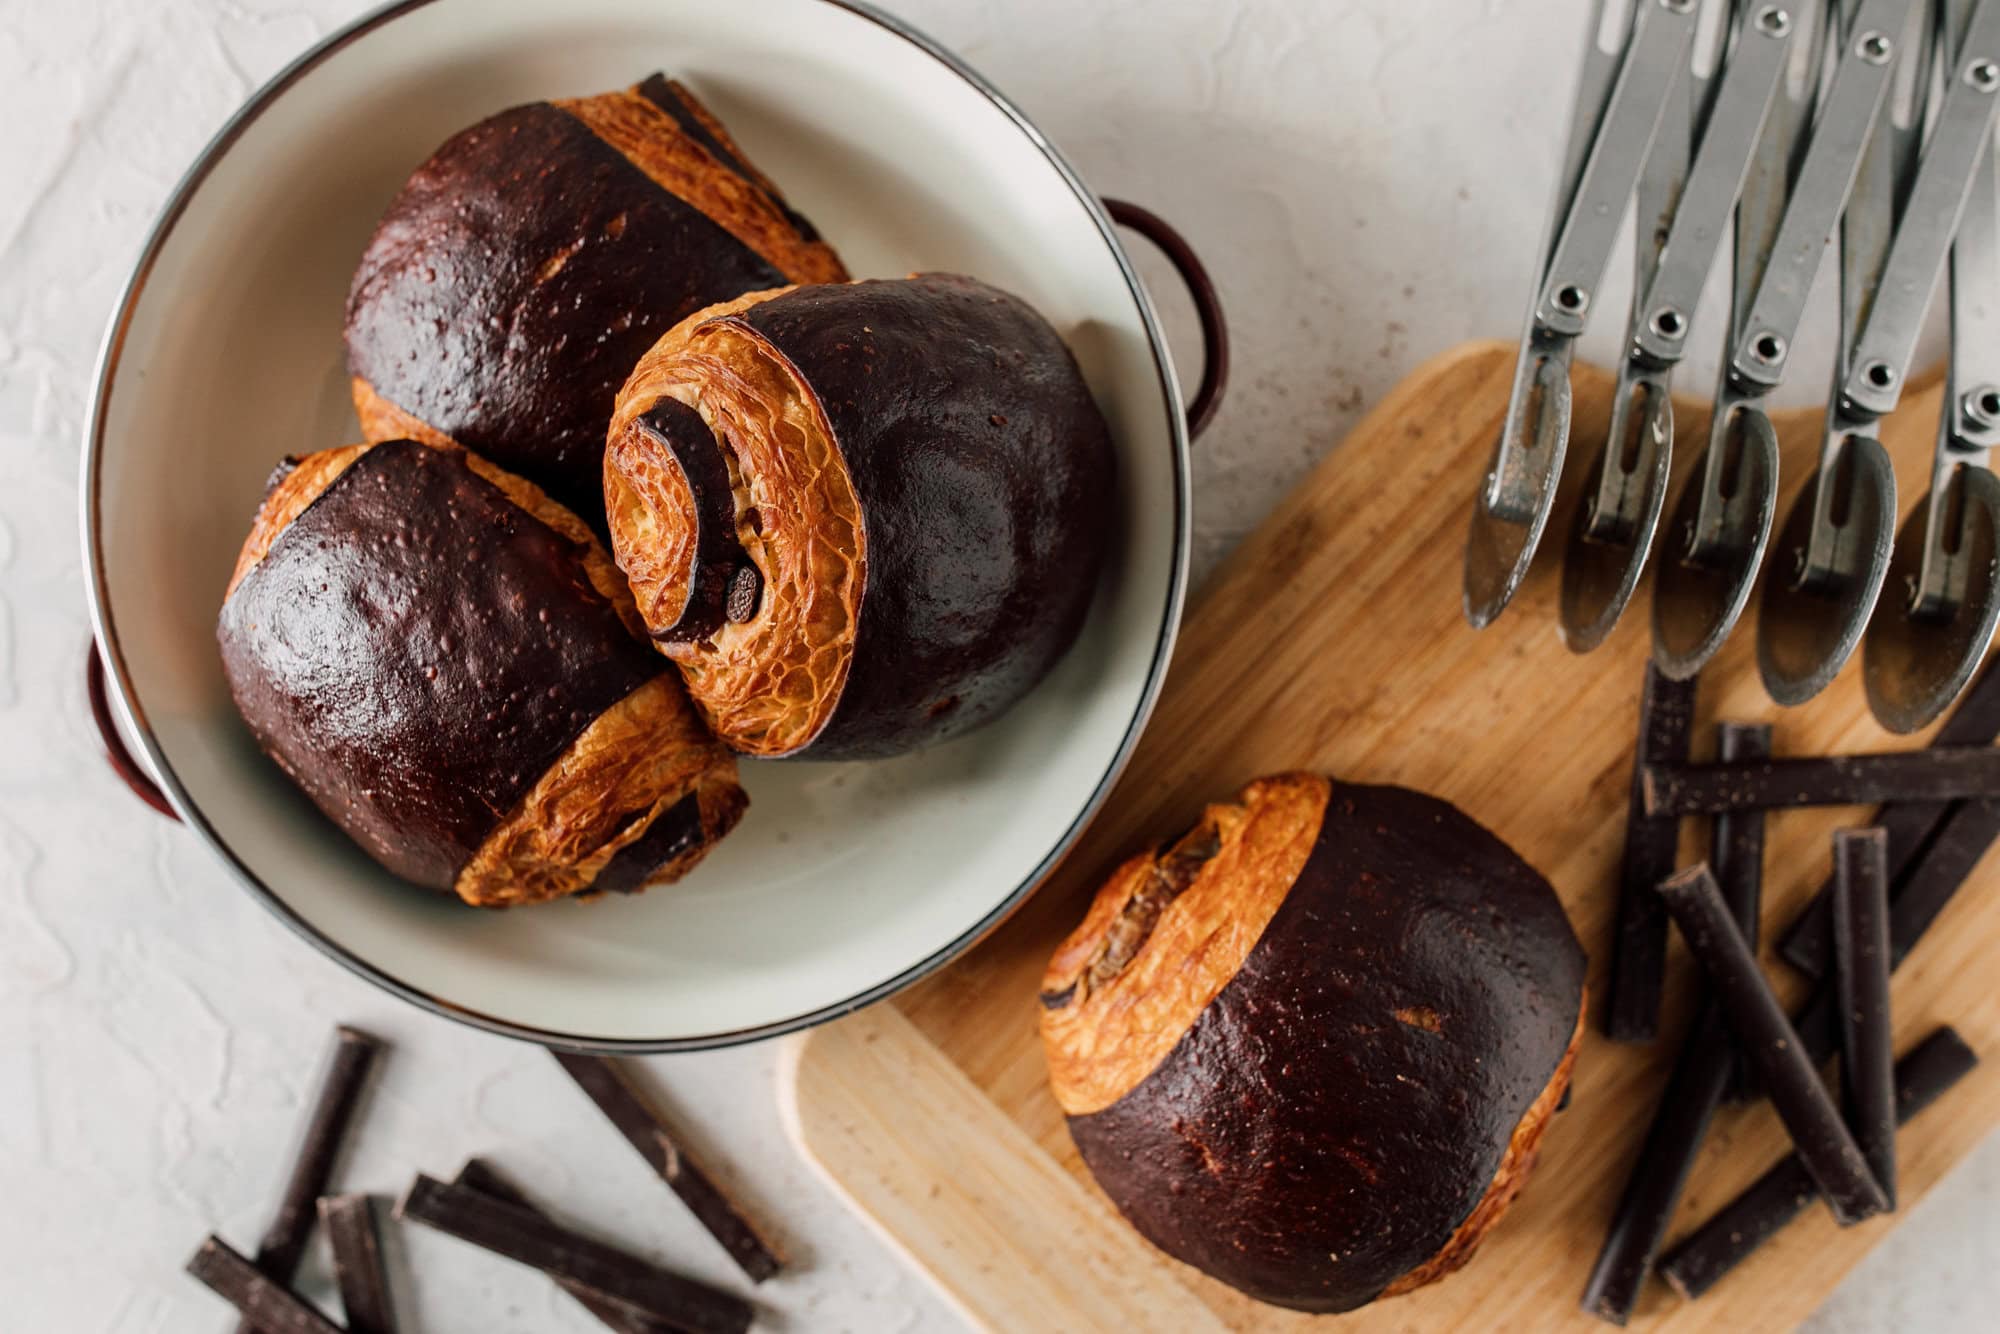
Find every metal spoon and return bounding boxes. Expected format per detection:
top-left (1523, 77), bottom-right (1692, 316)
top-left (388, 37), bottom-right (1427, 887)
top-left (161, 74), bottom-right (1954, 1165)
top-left (1466, 0), bottom-right (1703, 628)
top-left (1564, 1), bottom-right (1804, 651)
top-left (1865, 0), bottom-right (2000, 730)
top-left (1653, 2), bottom-right (1832, 674)
top-left (1763, 0), bottom-right (2000, 702)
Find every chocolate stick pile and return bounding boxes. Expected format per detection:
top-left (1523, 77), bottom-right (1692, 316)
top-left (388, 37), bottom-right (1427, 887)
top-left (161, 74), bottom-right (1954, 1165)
top-left (1654, 865), bottom-right (1888, 1224)
top-left (1581, 725), bottom-right (1769, 1320)
top-left (1584, 656), bottom-right (2000, 1323)
top-left (184, 1036), bottom-right (781, 1332)
top-left (1778, 669), bottom-right (2000, 974)
top-left (1658, 1029), bottom-right (1979, 1299)
top-left (230, 1025), bottom-right (381, 1333)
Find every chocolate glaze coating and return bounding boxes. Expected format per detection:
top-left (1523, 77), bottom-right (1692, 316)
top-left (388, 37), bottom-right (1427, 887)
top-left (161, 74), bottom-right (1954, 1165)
top-left (1066, 782), bottom-right (1586, 1313)
top-left (730, 275), bottom-right (1115, 758)
top-left (344, 103), bottom-right (788, 518)
top-left (217, 441), bottom-right (664, 889)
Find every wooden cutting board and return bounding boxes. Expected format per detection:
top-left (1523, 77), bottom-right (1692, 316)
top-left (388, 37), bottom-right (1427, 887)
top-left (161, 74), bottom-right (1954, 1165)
top-left (780, 340), bottom-right (2000, 1331)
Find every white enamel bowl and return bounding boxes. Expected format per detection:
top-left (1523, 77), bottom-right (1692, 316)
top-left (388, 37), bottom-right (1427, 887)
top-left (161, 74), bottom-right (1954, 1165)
top-left (82, 0), bottom-right (1207, 1049)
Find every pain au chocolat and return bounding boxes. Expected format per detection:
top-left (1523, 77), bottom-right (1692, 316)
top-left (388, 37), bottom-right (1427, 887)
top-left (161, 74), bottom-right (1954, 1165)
top-left (345, 73), bottom-right (846, 523)
top-left (217, 438), bottom-right (744, 908)
top-left (1040, 773), bottom-right (1586, 1313)
top-left (604, 274), bottom-right (1116, 760)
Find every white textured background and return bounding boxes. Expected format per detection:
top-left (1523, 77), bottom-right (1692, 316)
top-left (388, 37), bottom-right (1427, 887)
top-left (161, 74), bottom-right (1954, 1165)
top-left (4, 0), bottom-right (1997, 1329)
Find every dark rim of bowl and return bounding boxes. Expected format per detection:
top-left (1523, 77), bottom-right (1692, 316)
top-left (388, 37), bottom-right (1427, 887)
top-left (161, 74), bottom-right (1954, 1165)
top-left (79, 0), bottom-right (1192, 1052)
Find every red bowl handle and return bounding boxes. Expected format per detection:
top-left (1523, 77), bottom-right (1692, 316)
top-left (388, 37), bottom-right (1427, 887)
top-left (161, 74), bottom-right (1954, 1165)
top-left (1103, 198), bottom-right (1230, 442)
top-left (87, 643), bottom-right (179, 821)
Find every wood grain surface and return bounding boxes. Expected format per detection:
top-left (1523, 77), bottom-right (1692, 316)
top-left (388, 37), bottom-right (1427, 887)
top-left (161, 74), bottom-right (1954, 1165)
top-left (784, 340), bottom-right (2000, 1331)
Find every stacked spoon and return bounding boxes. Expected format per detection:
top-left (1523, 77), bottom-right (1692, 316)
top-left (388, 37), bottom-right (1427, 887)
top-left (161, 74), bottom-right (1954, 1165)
top-left (1468, 0), bottom-right (2000, 732)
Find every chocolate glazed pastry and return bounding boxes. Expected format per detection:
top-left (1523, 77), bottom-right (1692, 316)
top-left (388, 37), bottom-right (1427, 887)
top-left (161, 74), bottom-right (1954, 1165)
top-left (345, 74), bottom-right (846, 521)
top-left (217, 439), bottom-right (745, 907)
top-left (1040, 774), bottom-right (1587, 1313)
top-left (605, 274), bottom-right (1116, 759)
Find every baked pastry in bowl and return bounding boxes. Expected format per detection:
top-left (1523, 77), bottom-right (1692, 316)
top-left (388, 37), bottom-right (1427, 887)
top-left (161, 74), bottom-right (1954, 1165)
top-left (1040, 773), bottom-right (1586, 1312)
top-left (217, 438), bottom-right (745, 907)
top-left (345, 73), bottom-right (846, 522)
top-left (604, 274), bottom-right (1117, 759)
top-left (86, 0), bottom-right (1203, 1047)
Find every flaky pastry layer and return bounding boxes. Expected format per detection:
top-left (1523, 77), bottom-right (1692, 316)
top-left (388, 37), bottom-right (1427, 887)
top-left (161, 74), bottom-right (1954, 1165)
top-left (606, 287), bottom-right (866, 756)
top-left (351, 376), bottom-right (460, 452)
top-left (555, 84), bottom-right (845, 286)
top-left (455, 673), bottom-right (743, 907)
top-left (1040, 773), bottom-right (1329, 1117)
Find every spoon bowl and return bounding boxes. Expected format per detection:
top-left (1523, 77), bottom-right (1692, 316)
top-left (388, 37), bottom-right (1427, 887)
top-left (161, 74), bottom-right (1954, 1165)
top-left (1651, 401), bottom-right (1780, 678)
top-left (1758, 433), bottom-right (1898, 704)
top-left (1865, 463), bottom-right (2000, 732)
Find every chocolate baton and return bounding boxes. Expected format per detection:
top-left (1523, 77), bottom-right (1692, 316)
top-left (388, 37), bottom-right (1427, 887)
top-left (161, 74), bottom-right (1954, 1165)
top-left (1607, 665), bottom-right (1699, 1042)
top-left (1654, 866), bottom-right (1888, 1224)
top-left (1832, 828), bottom-right (1896, 1208)
top-left (1643, 746), bottom-right (2000, 817)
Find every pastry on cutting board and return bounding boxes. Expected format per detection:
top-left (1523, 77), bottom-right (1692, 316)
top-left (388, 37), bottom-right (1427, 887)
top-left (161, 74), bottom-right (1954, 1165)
top-left (1040, 772), bottom-right (1586, 1312)
top-left (345, 73), bottom-right (846, 523)
top-left (604, 274), bottom-right (1116, 760)
top-left (218, 438), bottom-right (744, 907)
